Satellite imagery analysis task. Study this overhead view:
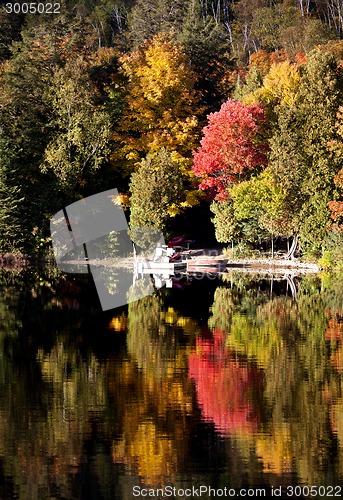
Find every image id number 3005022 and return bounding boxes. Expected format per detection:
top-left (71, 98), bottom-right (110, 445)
top-left (285, 485), bottom-right (342, 497)
top-left (5, 2), bottom-right (61, 14)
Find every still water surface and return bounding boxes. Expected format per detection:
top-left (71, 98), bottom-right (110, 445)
top-left (1, 267), bottom-right (343, 499)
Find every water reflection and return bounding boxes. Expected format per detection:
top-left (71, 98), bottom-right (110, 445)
top-left (110, 294), bottom-right (196, 484)
top-left (0, 267), bottom-right (343, 497)
top-left (188, 329), bottom-right (263, 437)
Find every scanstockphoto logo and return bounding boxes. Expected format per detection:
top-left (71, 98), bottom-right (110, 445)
top-left (50, 188), bottom-right (169, 311)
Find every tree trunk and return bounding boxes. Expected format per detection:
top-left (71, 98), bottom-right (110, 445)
top-left (285, 234), bottom-right (298, 260)
top-left (271, 234), bottom-right (274, 258)
top-left (286, 276), bottom-right (297, 301)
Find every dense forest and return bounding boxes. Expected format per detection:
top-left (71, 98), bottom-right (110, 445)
top-left (1, 0), bottom-right (343, 265)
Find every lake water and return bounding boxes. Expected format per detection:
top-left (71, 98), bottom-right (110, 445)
top-left (1, 266), bottom-right (343, 499)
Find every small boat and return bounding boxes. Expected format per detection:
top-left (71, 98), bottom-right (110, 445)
top-left (134, 244), bottom-right (187, 274)
top-left (135, 260), bottom-right (186, 273)
top-left (167, 235), bottom-right (186, 247)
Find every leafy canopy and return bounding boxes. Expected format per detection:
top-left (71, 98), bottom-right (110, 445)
top-left (192, 99), bottom-right (267, 200)
top-left (114, 33), bottom-right (200, 174)
top-left (40, 57), bottom-right (112, 195)
top-left (129, 148), bottom-right (184, 233)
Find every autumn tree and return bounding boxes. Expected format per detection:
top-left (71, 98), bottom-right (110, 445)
top-left (249, 49), bottom-right (292, 76)
top-left (210, 199), bottom-right (242, 245)
top-left (234, 49), bottom-right (304, 106)
top-left (294, 51), bottom-right (341, 252)
top-left (114, 33), bottom-right (200, 174)
top-left (242, 60), bottom-right (301, 109)
top-left (40, 56), bottom-right (112, 195)
top-left (129, 148), bottom-right (184, 233)
top-left (236, 58), bottom-right (302, 251)
top-left (192, 99), bottom-right (267, 201)
top-left (126, 0), bottom-right (233, 112)
top-left (231, 168), bottom-right (292, 255)
top-left (210, 55), bottom-right (337, 255)
top-left (328, 169), bottom-right (343, 232)
top-left (0, 12), bottom-right (103, 252)
top-left (231, 2), bottom-right (335, 61)
top-left (266, 49), bottom-right (343, 255)
top-left (328, 107), bottom-right (343, 232)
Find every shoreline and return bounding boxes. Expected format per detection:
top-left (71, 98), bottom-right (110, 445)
top-left (51, 254), bottom-right (321, 274)
top-left (225, 258), bottom-right (320, 271)
top-left (178, 249), bottom-right (321, 273)
top-left (0, 250), bottom-right (321, 274)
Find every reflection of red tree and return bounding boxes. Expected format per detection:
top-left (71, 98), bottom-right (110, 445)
top-left (188, 328), bottom-right (262, 436)
top-left (325, 309), bottom-right (343, 371)
top-left (325, 311), bottom-right (343, 342)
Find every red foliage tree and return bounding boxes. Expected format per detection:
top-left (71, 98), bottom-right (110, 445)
top-left (192, 99), bottom-right (267, 200)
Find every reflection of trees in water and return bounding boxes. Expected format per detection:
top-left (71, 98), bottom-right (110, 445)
top-left (205, 279), bottom-right (343, 483)
top-left (227, 296), bottom-right (297, 367)
top-left (323, 283), bottom-right (343, 478)
top-left (2, 268), bottom-right (343, 492)
top-left (188, 328), bottom-right (263, 437)
top-left (0, 340), bottom-right (108, 499)
top-left (0, 267), bottom-right (113, 498)
top-left (112, 420), bottom-right (178, 480)
top-left (94, 266), bottom-right (120, 297)
top-left (127, 293), bottom-right (200, 379)
top-left (127, 294), bottom-right (177, 379)
top-left (0, 268), bottom-right (204, 493)
top-left (110, 294), bottom-right (200, 485)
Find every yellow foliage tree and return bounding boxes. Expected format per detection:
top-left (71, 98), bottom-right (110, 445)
top-left (242, 60), bottom-right (300, 108)
top-left (113, 33), bottom-right (201, 175)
